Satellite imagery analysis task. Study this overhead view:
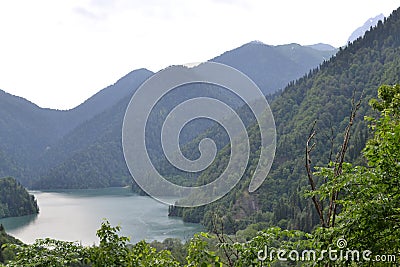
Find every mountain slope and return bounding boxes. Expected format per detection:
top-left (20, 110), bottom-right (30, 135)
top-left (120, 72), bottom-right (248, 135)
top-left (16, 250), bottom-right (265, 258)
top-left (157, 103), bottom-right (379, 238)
top-left (32, 43), bottom-right (336, 189)
top-left (33, 81), bottom-right (251, 189)
top-left (0, 177), bottom-right (39, 218)
top-left (0, 90), bottom-right (66, 182)
top-left (65, 68), bottom-right (153, 128)
top-left (33, 96), bottom-right (132, 189)
top-left (33, 69), bottom-right (153, 174)
top-left (0, 69), bottom-right (152, 186)
top-left (172, 7), bottom-right (400, 233)
top-left (306, 43), bottom-right (337, 51)
top-left (0, 149), bottom-right (23, 180)
top-left (212, 41), bottom-right (336, 95)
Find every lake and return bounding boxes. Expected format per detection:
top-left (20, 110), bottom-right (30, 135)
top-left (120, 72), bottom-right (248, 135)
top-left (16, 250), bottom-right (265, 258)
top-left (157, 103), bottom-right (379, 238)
top-left (0, 187), bottom-right (203, 245)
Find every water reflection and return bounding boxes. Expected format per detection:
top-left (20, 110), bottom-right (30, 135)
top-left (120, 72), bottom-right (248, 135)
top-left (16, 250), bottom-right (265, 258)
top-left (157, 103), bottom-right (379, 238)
top-left (0, 213), bottom-right (38, 232)
top-left (0, 188), bottom-right (203, 245)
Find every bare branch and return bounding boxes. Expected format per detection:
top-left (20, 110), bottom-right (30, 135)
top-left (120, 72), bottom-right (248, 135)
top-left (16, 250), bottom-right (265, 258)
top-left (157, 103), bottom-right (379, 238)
top-left (305, 120), bottom-right (326, 227)
top-left (212, 214), bottom-right (236, 267)
top-left (327, 90), bottom-right (363, 227)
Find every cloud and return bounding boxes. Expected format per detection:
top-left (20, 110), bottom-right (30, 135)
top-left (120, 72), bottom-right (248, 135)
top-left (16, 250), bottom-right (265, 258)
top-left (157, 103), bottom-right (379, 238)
top-left (1, 0), bottom-right (399, 109)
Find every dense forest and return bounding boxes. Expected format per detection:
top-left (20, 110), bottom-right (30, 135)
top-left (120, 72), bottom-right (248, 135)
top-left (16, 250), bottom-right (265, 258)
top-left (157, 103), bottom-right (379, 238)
top-left (0, 43), bottom-right (335, 190)
top-left (0, 5), bottom-right (399, 267)
top-left (0, 69), bottom-right (153, 186)
top-left (30, 42), bottom-right (335, 190)
top-left (169, 6), bottom-right (400, 236)
top-left (0, 177), bottom-right (38, 219)
top-left (0, 226), bottom-right (21, 264)
top-left (1, 82), bottom-right (399, 265)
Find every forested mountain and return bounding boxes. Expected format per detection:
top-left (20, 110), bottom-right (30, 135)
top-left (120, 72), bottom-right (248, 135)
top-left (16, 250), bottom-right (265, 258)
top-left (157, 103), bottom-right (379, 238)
top-left (33, 69), bottom-right (153, 176)
top-left (0, 42), bottom-right (335, 189)
top-left (212, 41), bottom-right (336, 95)
top-left (0, 90), bottom-right (65, 180)
top-left (0, 150), bottom-right (22, 180)
top-left (33, 96), bottom-right (133, 189)
top-left (0, 177), bottom-right (39, 219)
top-left (1, 8), bottom-right (400, 266)
top-left (306, 43), bottom-right (337, 51)
top-left (0, 69), bottom-right (152, 185)
top-left (18, 42), bottom-right (335, 189)
top-left (65, 68), bottom-right (153, 126)
top-left (171, 8), bottom-right (400, 233)
top-left (0, 8), bottom-right (399, 266)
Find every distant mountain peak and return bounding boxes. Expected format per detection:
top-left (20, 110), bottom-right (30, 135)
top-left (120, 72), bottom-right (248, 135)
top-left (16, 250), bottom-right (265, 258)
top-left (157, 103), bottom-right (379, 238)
top-left (347, 14), bottom-right (385, 44)
top-left (236, 40), bottom-right (270, 49)
top-left (248, 40), bottom-right (266, 45)
top-left (306, 43), bottom-right (337, 51)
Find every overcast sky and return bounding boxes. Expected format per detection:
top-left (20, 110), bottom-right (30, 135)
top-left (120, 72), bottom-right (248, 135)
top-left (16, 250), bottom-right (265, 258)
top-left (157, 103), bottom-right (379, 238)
top-left (0, 0), bottom-right (399, 110)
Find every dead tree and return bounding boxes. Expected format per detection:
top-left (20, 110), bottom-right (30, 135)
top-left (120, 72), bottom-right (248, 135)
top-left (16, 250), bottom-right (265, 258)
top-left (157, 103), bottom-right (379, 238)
top-left (305, 90), bottom-right (363, 228)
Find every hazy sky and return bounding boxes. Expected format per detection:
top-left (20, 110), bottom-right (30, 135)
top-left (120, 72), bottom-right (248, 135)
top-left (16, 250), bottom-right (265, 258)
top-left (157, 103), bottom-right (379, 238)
top-left (0, 0), bottom-right (399, 110)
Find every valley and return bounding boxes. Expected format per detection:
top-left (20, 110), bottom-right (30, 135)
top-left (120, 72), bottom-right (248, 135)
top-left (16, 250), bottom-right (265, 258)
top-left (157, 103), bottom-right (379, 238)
top-left (1, 5), bottom-right (400, 266)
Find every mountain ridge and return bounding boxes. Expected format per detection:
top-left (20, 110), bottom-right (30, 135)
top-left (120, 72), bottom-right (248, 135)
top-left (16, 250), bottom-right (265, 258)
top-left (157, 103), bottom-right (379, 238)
top-left (0, 69), bottom-right (153, 185)
top-left (306, 43), bottom-right (336, 51)
top-left (28, 41), bottom-right (336, 189)
top-left (170, 6), bottom-right (400, 232)
top-left (211, 41), bottom-right (336, 95)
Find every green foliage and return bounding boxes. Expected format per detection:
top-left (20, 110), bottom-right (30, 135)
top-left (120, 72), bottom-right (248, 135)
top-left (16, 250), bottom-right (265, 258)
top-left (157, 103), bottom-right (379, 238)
top-left (128, 240), bottom-right (180, 267)
top-left (4, 220), bottom-right (181, 267)
top-left (191, 84), bottom-right (400, 266)
top-left (3, 130), bottom-right (400, 265)
top-left (89, 220), bottom-right (130, 266)
top-left (232, 227), bottom-right (312, 266)
top-left (89, 220), bottom-right (181, 266)
top-left (309, 84), bottom-right (400, 266)
top-left (346, 84), bottom-right (400, 253)
top-left (0, 177), bottom-right (39, 219)
top-left (1, 7), bottom-right (400, 267)
top-left (186, 233), bottom-right (223, 267)
top-left (4, 238), bottom-right (90, 267)
top-left (0, 41), bottom-right (333, 190)
top-left (150, 238), bottom-right (188, 264)
top-left (174, 7), bottom-right (400, 234)
top-left (0, 226), bottom-right (21, 264)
